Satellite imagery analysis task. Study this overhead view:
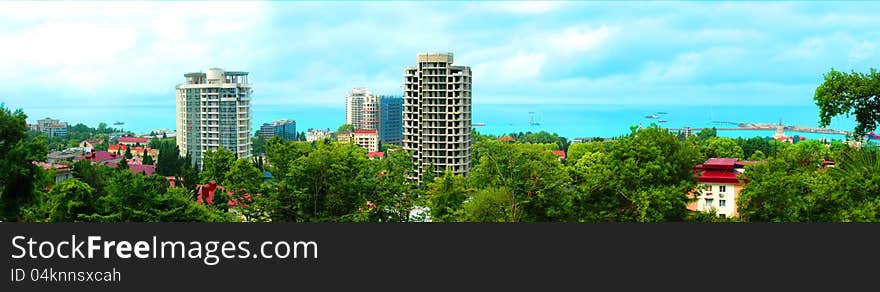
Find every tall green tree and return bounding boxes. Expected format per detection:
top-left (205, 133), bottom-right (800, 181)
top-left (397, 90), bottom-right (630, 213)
top-left (0, 104), bottom-right (48, 220)
top-left (702, 137), bottom-right (745, 159)
top-left (468, 140), bottom-right (571, 221)
top-left (201, 146), bottom-right (235, 184)
top-left (425, 170), bottom-right (468, 222)
top-left (814, 68), bottom-right (880, 137)
top-left (568, 126), bottom-right (702, 222)
top-left (143, 153), bottom-right (154, 165)
top-left (156, 140), bottom-right (181, 176)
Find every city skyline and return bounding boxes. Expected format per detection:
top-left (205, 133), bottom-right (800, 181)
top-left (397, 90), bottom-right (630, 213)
top-left (3, 1), bottom-right (880, 112)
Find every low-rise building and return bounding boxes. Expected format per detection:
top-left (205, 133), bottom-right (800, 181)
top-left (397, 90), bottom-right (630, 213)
top-left (354, 129), bottom-right (379, 152)
top-left (307, 128), bottom-right (333, 142)
top-left (108, 144), bottom-right (159, 161)
top-left (75, 151), bottom-right (124, 165)
top-left (47, 148), bottom-right (88, 163)
top-left (118, 136), bottom-right (150, 146)
top-left (34, 162), bottom-right (73, 183)
top-left (79, 138), bottom-right (104, 149)
top-left (366, 151), bottom-right (385, 160)
top-left (688, 158), bottom-right (761, 218)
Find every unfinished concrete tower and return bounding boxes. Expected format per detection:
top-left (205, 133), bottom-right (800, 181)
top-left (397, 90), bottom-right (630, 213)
top-left (403, 52), bottom-right (472, 181)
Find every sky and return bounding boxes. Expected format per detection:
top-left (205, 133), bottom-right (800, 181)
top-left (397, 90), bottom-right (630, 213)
top-left (2, 1), bottom-right (880, 111)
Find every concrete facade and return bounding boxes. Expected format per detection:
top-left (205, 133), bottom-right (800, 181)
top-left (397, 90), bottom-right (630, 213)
top-left (403, 52), bottom-right (473, 180)
top-left (176, 68), bottom-right (253, 166)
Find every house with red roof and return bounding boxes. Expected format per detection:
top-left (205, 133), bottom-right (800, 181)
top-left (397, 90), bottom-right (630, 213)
top-left (118, 136), bottom-right (150, 146)
top-left (498, 137), bottom-right (515, 142)
top-left (551, 150), bottom-right (566, 162)
top-left (34, 162), bottom-right (73, 183)
top-left (687, 158), bottom-right (762, 218)
top-left (366, 151), bottom-right (385, 159)
top-left (75, 151), bottom-right (123, 164)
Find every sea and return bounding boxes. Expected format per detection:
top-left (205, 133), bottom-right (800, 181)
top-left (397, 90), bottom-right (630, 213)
top-left (16, 103), bottom-right (858, 141)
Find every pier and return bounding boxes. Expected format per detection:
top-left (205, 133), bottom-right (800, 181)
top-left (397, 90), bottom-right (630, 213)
top-left (666, 123), bottom-right (851, 136)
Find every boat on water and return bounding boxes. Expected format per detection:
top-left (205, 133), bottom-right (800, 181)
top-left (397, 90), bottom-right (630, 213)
top-left (658, 120), bottom-right (668, 123)
top-left (645, 114), bottom-right (659, 119)
top-left (113, 121), bottom-right (124, 125)
top-left (473, 123), bottom-right (486, 126)
top-left (657, 112), bottom-right (668, 114)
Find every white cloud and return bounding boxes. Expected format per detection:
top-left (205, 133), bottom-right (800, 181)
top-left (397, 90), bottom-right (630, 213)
top-left (548, 25), bottom-right (613, 54)
top-left (0, 1), bottom-right (271, 103)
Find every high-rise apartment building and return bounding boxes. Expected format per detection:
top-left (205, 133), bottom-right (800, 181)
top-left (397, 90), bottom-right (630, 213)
top-left (403, 52), bottom-right (472, 180)
top-left (346, 88), bottom-right (404, 146)
top-left (176, 68), bottom-right (252, 166)
top-left (260, 119), bottom-right (297, 141)
top-left (345, 88), bottom-right (378, 130)
top-left (379, 95), bottom-right (404, 145)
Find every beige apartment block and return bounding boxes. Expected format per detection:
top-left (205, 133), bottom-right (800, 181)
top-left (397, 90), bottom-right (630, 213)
top-left (353, 129), bottom-right (379, 152)
top-left (403, 52), bottom-right (473, 181)
top-left (176, 68), bottom-right (253, 166)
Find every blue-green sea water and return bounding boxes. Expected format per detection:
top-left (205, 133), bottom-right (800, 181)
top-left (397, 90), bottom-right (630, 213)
top-left (17, 103), bottom-right (857, 141)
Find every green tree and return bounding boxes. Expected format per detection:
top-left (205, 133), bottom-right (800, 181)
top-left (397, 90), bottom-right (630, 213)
top-left (156, 140), bottom-right (181, 176)
top-left (0, 104), bottom-right (48, 220)
top-left (703, 137), bottom-right (745, 159)
top-left (697, 127), bottom-right (717, 140)
top-left (568, 125), bottom-right (702, 222)
top-left (143, 153), bottom-right (154, 165)
top-left (814, 68), bottom-right (880, 137)
top-left (748, 150), bottom-right (767, 161)
top-left (265, 137), bottom-right (312, 181)
top-left (338, 124), bottom-right (355, 133)
top-left (36, 179), bottom-right (98, 222)
top-left (468, 140), bottom-right (571, 221)
top-left (425, 170), bottom-right (468, 222)
top-left (201, 146), bottom-right (235, 184)
top-left (124, 147), bottom-right (133, 159)
top-left (461, 187), bottom-right (516, 222)
top-left (117, 157), bottom-right (129, 170)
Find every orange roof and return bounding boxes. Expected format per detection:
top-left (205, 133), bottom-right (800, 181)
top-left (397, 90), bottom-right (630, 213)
top-left (498, 137), bottom-right (515, 141)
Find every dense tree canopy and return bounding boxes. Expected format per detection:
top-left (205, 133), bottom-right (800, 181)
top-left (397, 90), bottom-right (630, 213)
top-left (814, 68), bottom-right (880, 137)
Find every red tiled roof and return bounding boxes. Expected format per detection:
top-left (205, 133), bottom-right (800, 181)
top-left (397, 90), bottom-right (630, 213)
top-left (75, 151), bottom-right (120, 163)
top-left (108, 144), bottom-right (127, 151)
top-left (697, 170), bottom-right (742, 184)
top-left (551, 150), bottom-right (566, 158)
top-left (366, 151), bottom-right (385, 158)
top-left (702, 158), bottom-right (739, 170)
top-left (498, 137), bottom-right (515, 141)
top-left (354, 129), bottom-right (378, 134)
top-left (33, 162), bottom-right (71, 171)
top-left (119, 137), bottom-right (149, 143)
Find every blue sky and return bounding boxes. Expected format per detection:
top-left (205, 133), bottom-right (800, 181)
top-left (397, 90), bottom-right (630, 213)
top-left (2, 1), bottom-right (880, 110)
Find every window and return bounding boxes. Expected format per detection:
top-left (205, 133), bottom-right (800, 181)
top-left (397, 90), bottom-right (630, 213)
top-left (705, 199), bottom-right (714, 206)
top-left (705, 185), bottom-right (712, 192)
top-left (719, 185), bottom-right (727, 192)
top-left (719, 200), bottom-right (726, 207)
